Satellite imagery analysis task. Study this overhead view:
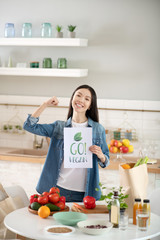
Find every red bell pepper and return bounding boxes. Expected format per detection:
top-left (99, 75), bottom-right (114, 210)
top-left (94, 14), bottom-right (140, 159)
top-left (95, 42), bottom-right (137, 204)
top-left (30, 194), bottom-right (39, 204)
top-left (83, 196), bottom-right (96, 209)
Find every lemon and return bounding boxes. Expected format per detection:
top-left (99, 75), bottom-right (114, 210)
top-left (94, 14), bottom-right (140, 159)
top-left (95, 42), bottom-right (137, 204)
top-left (128, 145), bottom-right (134, 153)
top-left (122, 139), bottom-right (130, 147)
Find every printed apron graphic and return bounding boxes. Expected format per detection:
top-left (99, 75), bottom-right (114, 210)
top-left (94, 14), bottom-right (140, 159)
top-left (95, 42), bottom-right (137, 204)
top-left (64, 127), bottom-right (92, 168)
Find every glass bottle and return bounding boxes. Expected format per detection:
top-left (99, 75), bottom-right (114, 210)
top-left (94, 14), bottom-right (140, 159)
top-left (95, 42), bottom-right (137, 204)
top-left (4, 23), bottom-right (15, 37)
top-left (111, 191), bottom-right (120, 228)
top-left (142, 199), bottom-right (151, 225)
top-left (22, 23), bottom-right (32, 38)
top-left (41, 23), bottom-right (52, 38)
top-left (133, 198), bottom-right (142, 225)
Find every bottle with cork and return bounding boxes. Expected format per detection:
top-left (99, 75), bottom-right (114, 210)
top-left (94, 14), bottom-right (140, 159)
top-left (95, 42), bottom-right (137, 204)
top-left (111, 191), bottom-right (120, 228)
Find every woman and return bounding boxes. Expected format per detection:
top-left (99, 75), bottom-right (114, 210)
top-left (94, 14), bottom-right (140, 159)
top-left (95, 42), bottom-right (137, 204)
top-left (23, 85), bottom-right (110, 202)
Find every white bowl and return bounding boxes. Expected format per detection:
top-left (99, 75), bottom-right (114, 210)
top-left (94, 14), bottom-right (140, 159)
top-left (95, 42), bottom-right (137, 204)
top-left (77, 219), bottom-right (113, 235)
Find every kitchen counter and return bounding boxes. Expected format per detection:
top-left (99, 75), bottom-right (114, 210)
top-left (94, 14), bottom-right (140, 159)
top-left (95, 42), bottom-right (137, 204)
top-left (0, 147), bottom-right (47, 164)
top-left (0, 147), bottom-right (160, 174)
top-left (108, 155), bottom-right (160, 174)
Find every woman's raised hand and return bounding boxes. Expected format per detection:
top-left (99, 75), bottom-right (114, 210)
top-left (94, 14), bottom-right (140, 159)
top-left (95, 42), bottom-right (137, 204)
top-left (45, 96), bottom-right (59, 107)
top-left (31, 97), bottom-right (59, 118)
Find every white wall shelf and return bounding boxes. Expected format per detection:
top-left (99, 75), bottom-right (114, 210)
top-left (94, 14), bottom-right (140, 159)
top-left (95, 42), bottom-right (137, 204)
top-left (0, 67), bottom-right (88, 77)
top-left (0, 38), bottom-right (88, 47)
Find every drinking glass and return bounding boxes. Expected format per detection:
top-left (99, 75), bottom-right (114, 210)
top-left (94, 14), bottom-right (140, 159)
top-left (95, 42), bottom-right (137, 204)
top-left (119, 212), bottom-right (128, 230)
top-left (136, 209), bottom-right (149, 231)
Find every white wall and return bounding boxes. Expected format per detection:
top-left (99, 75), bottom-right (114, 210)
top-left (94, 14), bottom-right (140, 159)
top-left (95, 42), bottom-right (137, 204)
top-left (0, 95), bottom-right (160, 159)
top-left (0, 0), bottom-right (160, 100)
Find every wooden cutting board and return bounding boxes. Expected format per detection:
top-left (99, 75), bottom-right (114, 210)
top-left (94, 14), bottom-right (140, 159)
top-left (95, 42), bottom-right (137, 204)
top-left (71, 204), bottom-right (109, 214)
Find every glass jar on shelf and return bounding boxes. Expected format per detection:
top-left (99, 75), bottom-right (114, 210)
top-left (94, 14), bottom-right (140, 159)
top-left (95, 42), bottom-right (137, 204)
top-left (22, 23), bottom-right (32, 37)
top-left (41, 23), bottom-right (52, 38)
top-left (4, 23), bottom-right (15, 37)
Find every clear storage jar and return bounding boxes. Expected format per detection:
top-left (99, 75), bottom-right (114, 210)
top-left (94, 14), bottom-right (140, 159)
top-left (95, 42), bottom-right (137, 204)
top-left (4, 23), bottom-right (15, 37)
top-left (22, 23), bottom-right (32, 37)
top-left (41, 23), bottom-right (52, 38)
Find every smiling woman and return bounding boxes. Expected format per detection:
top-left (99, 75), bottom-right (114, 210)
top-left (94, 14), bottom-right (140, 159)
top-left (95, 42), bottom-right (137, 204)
top-left (23, 85), bottom-right (110, 202)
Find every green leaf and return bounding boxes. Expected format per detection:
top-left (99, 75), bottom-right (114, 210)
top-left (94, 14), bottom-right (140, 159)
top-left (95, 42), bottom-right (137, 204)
top-left (74, 132), bottom-right (82, 141)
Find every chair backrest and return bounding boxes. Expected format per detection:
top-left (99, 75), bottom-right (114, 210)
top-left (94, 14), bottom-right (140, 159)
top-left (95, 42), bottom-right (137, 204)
top-left (148, 188), bottom-right (160, 216)
top-left (4, 185), bottom-right (29, 207)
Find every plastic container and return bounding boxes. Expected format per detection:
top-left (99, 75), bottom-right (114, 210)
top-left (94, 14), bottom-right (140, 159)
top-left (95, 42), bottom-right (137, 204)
top-left (22, 23), bottom-right (32, 37)
top-left (41, 23), bottom-right (52, 38)
top-left (4, 23), bottom-right (15, 37)
top-left (142, 199), bottom-right (151, 225)
top-left (133, 198), bottom-right (142, 225)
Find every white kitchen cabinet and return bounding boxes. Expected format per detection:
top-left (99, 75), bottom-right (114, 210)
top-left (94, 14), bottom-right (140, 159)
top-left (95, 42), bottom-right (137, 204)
top-left (0, 38), bottom-right (88, 77)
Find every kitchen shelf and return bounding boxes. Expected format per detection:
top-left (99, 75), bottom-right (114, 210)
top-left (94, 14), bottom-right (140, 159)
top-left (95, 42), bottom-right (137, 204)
top-left (0, 67), bottom-right (88, 77)
top-left (0, 38), bottom-right (88, 47)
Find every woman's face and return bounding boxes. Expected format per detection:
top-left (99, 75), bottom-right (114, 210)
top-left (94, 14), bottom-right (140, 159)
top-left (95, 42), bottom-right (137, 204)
top-left (72, 88), bottom-right (92, 114)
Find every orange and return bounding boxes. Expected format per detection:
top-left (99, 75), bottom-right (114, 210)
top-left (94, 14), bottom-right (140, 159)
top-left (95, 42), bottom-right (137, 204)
top-left (38, 206), bottom-right (50, 218)
top-left (122, 164), bottom-right (131, 169)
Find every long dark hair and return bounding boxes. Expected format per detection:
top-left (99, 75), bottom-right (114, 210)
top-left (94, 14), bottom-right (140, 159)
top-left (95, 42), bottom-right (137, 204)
top-left (67, 85), bottom-right (99, 122)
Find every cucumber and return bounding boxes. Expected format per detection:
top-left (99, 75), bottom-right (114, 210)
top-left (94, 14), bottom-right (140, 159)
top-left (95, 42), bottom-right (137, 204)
top-left (45, 203), bottom-right (60, 211)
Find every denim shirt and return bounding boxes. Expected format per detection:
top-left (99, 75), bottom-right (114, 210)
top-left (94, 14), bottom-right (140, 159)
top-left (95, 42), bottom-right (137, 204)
top-left (23, 115), bottom-right (110, 200)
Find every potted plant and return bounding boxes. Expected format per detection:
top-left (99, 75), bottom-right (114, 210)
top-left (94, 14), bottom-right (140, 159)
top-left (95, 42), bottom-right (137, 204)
top-left (8, 124), bottom-right (13, 133)
top-left (68, 25), bottom-right (76, 38)
top-left (96, 183), bottom-right (129, 220)
top-left (3, 124), bottom-right (8, 132)
top-left (56, 25), bottom-right (63, 38)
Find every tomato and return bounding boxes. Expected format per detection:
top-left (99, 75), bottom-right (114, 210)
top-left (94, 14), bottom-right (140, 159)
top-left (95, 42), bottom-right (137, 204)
top-left (38, 195), bottom-right (49, 205)
top-left (30, 194), bottom-right (39, 204)
top-left (42, 192), bottom-right (50, 196)
top-left (83, 196), bottom-right (96, 209)
top-left (59, 196), bottom-right (66, 204)
top-left (49, 187), bottom-right (60, 194)
top-left (55, 201), bottom-right (65, 210)
top-left (49, 193), bottom-right (60, 203)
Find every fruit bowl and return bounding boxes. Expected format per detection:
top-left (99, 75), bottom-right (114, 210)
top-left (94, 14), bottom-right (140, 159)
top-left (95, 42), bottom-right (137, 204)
top-left (28, 205), bottom-right (69, 216)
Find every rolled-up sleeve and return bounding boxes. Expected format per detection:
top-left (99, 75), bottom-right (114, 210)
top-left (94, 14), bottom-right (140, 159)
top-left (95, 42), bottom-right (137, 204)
top-left (23, 114), bottom-right (55, 137)
top-left (98, 127), bottom-right (110, 168)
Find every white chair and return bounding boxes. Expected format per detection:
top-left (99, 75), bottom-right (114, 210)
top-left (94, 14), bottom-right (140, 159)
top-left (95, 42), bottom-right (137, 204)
top-left (148, 187), bottom-right (160, 216)
top-left (4, 185), bottom-right (29, 207)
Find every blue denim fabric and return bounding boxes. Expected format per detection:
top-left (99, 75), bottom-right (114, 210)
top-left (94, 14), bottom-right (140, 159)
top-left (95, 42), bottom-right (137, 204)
top-left (23, 115), bottom-right (110, 200)
top-left (56, 186), bottom-right (85, 202)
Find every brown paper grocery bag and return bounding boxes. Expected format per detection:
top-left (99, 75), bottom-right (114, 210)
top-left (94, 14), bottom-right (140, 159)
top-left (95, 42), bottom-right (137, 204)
top-left (119, 163), bottom-right (148, 218)
top-left (0, 184), bottom-right (24, 239)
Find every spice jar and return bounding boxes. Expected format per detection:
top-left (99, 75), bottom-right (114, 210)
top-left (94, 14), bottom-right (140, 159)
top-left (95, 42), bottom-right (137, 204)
top-left (142, 199), bottom-right (151, 225)
top-left (4, 23), bottom-right (15, 37)
top-left (30, 62), bottom-right (39, 68)
top-left (133, 198), bottom-right (142, 225)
